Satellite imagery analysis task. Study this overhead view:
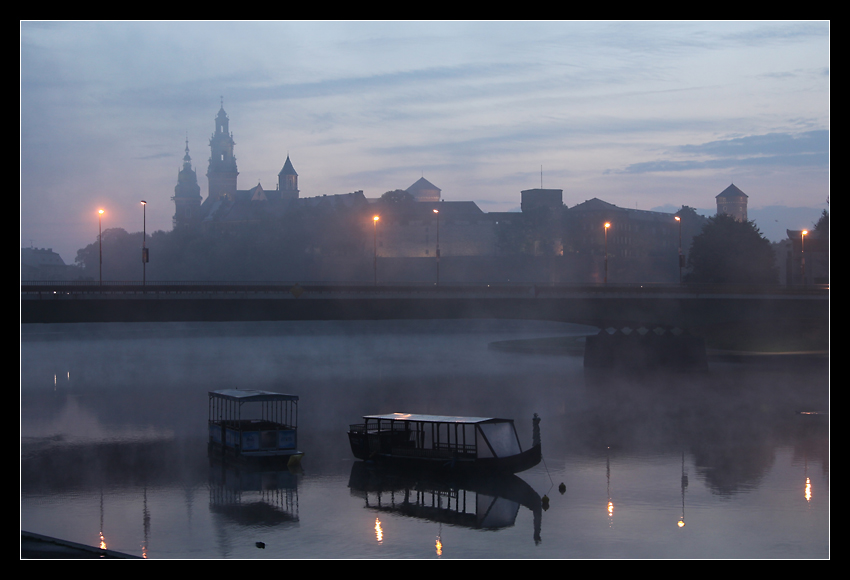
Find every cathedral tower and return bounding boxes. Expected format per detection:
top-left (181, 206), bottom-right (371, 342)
top-left (207, 101), bottom-right (238, 203)
top-left (278, 155), bottom-right (299, 201)
top-left (172, 137), bottom-right (202, 228)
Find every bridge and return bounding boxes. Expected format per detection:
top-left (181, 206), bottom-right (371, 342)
top-left (21, 281), bottom-right (828, 329)
top-left (22, 282), bottom-right (828, 370)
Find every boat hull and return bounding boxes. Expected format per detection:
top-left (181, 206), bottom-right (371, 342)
top-left (348, 431), bottom-right (540, 474)
top-left (208, 441), bottom-right (304, 467)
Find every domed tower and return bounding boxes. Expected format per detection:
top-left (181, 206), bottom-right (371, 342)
top-left (278, 154), bottom-right (299, 201)
top-left (172, 137), bottom-right (202, 228)
top-left (207, 100), bottom-right (238, 203)
top-left (716, 183), bottom-right (748, 222)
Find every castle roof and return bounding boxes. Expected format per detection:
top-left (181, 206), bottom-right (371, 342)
top-left (407, 177), bottom-right (441, 193)
top-left (716, 183), bottom-right (748, 199)
top-left (279, 155), bottom-right (298, 177)
top-left (569, 198), bottom-right (624, 212)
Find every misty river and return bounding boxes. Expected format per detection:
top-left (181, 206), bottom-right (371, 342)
top-left (20, 319), bottom-right (828, 559)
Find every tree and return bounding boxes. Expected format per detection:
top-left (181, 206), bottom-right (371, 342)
top-left (685, 214), bottom-right (778, 285)
top-left (75, 227), bottom-right (146, 281)
top-left (379, 190), bottom-right (415, 205)
top-left (813, 209), bottom-right (829, 236)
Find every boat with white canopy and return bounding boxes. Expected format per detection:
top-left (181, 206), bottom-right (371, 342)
top-left (348, 412), bottom-right (540, 474)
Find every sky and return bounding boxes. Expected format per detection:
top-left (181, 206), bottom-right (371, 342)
top-left (21, 21), bottom-right (830, 264)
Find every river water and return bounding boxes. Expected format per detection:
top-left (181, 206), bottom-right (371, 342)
top-left (20, 320), bottom-right (829, 559)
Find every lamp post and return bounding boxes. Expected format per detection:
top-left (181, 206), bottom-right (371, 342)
top-left (801, 230), bottom-right (808, 285)
top-left (141, 201), bottom-right (148, 289)
top-left (433, 208), bottom-right (440, 286)
top-left (604, 222), bottom-right (611, 284)
top-left (373, 215), bottom-right (380, 286)
top-left (98, 209), bottom-right (104, 286)
top-left (675, 215), bottom-right (682, 284)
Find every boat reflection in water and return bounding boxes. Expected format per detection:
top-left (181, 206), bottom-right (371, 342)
top-left (347, 461), bottom-right (543, 545)
top-left (208, 456), bottom-right (301, 527)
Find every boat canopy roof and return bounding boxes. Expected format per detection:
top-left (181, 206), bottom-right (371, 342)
top-left (363, 413), bottom-right (512, 425)
top-left (209, 389), bottom-right (299, 403)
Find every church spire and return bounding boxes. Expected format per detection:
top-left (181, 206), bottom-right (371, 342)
top-left (183, 133), bottom-right (193, 168)
top-left (207, 100), bottom-right (238, 202)
top-left (173, 134), bottom-right (202, 228)
top-left (278, 154), bottom-right (299, 200)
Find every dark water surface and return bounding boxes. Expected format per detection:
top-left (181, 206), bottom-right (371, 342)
top-left (21, 320), bottom-right (829, 559)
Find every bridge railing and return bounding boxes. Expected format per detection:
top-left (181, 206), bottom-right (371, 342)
top-left (21, 280), bottom-right (829, 297)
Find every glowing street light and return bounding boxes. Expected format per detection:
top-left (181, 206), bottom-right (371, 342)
top-left (141, 201), bottom-right (148, 289)
top-left (678, 449), bottom-right (688, 528)
top-left (373, 215), bottom-right (380, 286)
top-left (433, 208), bottom-right (440, 286)
top-left (604, 222), bottom-right (611, 284)
top-left (675, 215), bottom-right (683, 284)
top-left (801, 230), bottom-right (808, 285)
top-left (98, 209), bottom-right (105, 286)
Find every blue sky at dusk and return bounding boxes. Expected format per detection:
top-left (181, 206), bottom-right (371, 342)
top-left (21, 21), bottom-right (829, 263)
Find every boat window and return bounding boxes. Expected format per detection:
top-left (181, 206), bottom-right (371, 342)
top-left (478, 423), bottom-right (521, 458)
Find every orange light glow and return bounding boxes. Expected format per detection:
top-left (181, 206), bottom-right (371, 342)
top-left (675, 216), bottom-right (681, 222)
top-left (373, 215), bottom-right (380, 222)
top-left (375, 518), bottom-right (383, 543)
top-left (436, 535), bottom-right (442, 556)
top-left (99, 531), bottom-right (107, 550)
top-left (805, 477), bottom-right (812, 502)
top-left (604, 222), bottom-right (611, 229)
top-left (607, 500), bottom-right (614, 516)
top-left (98, 209), bottom-right (105, 215)
top-left (678, 520), bottom-right (685, 528)
top-left (802, 230), bottom-right (808, 236)
top-left (433, 209), bottom-right (439, 214)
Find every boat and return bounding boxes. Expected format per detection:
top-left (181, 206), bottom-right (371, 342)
top-left (208, 389), bottom-right (303, 466)
top-left (348, 412), bottom-right (541, 474)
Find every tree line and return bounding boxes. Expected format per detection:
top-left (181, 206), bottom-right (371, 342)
top-left (74, 202), bottom-right (374, 282)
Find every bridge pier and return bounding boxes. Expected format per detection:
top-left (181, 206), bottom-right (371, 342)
top-left (583, 327), bottom-right (707, 372)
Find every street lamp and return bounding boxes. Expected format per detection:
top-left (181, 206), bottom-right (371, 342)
top-left (604, 222), bottom-right (611, 284)
top-left (433, 208), bottom-right (440, 286)
top-left (675, 215), bottom-right (682, 284)
top-left (801, 230), bottom-right (808, 285)
top-left (141, 201), bottom-right (148, 289)
top-left (98, 209), bottom-right (105, 286)
top-left (373, 215), bottom-right (380, 286)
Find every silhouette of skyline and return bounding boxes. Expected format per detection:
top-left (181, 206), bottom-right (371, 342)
top-left (21, 21), bottom-right (829, 263)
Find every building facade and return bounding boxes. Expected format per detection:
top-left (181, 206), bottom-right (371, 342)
top-left (168, 104), bottom-right (760, 285)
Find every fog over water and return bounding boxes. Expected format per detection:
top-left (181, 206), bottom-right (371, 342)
top-left (21, 320), bottom-right (828, 559)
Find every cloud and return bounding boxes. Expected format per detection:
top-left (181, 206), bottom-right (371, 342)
top-left (619, 130), bottom-right (829, 174)
top-left (679, 130), bottom-right (828, 158)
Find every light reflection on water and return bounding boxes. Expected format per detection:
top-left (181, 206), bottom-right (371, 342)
top-left (21, 320), bottom-right (829, 559)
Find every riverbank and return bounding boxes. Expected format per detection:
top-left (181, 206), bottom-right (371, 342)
top-left (488, 334), bottom-right (830, 361)
top-left (21, 531), bottom-right (140, 559)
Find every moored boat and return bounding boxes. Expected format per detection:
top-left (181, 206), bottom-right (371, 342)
top-left (208, 389), bottom-right (303, 466)
top-left (348, 412), bottom-right (541, 474)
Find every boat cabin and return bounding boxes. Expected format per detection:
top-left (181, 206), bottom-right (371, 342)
top-left (349, 413), bottom-right (525, 463)
top-left (208, 390), bottom-right (301, 461)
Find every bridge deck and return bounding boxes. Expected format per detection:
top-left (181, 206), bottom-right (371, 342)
top-left (21, 282), bottom-right (828, 329)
